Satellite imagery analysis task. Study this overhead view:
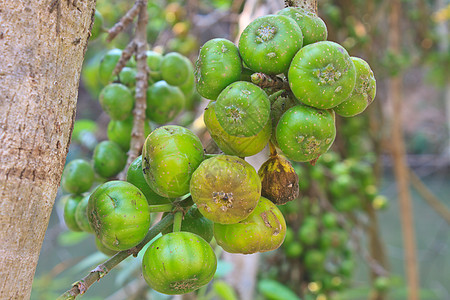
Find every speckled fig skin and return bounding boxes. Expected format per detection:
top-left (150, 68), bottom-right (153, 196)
top-left (190, 155), bottom-right (261, 224)
top-left (239, 15), bottom-right (303, 75)
top-left (142, 232), bottom-right (217, 295)
top-left (277, 7), bottom-right (328, 46)
top-left (213, 197), bottom-right (286, 254)
top-left (334, 57), bottom-right (376, 117)
top-left (276, 105), bottom-right (336, 162)
top-left (288, 41), bottom-right (356, 109)
top-left (215, 81), bottom-right (270, 137)
top-left (87, 181), bottom-right (151, 251)
top-left (204, 101), bottom-right (271, 157)
top-left (142, 126), bottom-right (204, 198)
top-left (195, 38), bottom-right (242, 100)
top-left (269, 93), bottom-right (297, 147)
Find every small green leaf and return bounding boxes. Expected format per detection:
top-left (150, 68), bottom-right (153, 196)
top-left (258, 279), bottom-right (301, 300)
top-left (213, 280), bottom-right (239, 300)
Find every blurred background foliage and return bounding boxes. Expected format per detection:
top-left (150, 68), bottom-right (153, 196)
top-left (33, 0), bottom-right (449, 299)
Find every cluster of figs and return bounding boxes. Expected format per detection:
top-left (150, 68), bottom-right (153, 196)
top-left (61, 5), bottom-right (377, 297)
top-left (196, 5), bottom-right (376, 204)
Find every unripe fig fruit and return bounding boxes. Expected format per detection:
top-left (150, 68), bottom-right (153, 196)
top-left (190, 155), bottom-right (261, 224)
top-left (215, 81), bottom-right (270, 137)
top-left (161, 52), bottom-right (191, 86)
top-left (334, 57), bottom-right (376, 117)
top-left (99, 83), bottom-right (134, 121)
top-left (107, 116), bottom-right (152, 151)
top-left (62, 159), bottom-right (94, 194)
top-left (195, 38), bottom-right (242, 100)
top-left (88, 181), bottom-right (151, 251)
top-left (75, 194), bottom-right (94, 233)
top-left (288, 41), bottom-right (356, 109)
top-left (213, 197), bottom-right (286, 254)
top-left (142, 232), bottom-right (217, 295)
top-left (126, 155), bottom-right (171, 205)
top-left (93, 141), bottom-right (127, 178)
top-left (276, 105), bottom-right (336, 162)
top-left (204, 101), bottom-right (271, 157)
top-left (277, 7), bottom-right (327, 45)
top-left (142, 126), bottom-right (204, 198)
top-left (63, 195), bottom-right (83, 232)
top-left (99, 48), bottom-right (122, 85)
top-left (239, 15), bottom-right (303, 75)
top-left (146, 81), bottom-right (185, 124)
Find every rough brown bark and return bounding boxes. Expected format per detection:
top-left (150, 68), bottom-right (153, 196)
top-left (0, 1), bottom-right (96, 298)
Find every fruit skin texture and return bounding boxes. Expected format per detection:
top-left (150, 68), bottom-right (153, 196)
top-left (61, 159), bottom-right (94, 194)
top-left (162, 206), bottom-right (214, 243)
top-left (75, 194), bottom-right (94, 233)
top-left (142, 126), bottom-right (204, 198)
top-left (99, 83), bottom-right (134, 121)
top-left (215, 81), bottom-right (270, 137)
top-left (288, 41), bottom-right (356, 109)
top-left (270, 93), bottom-right (297, 147)
top-left (214, 197), bottom-right (286, 254)
top-left (142, 232), bottom-right (217, 295)
top-left (63, 195), bottom-right (83, 232)
top-left (195, 38), bottom-right (242, 100)
top-left (161, 52), bottom-right (191, 86)
top-left (190, 155), bottom-right (261, 224)
top-left (334, 57), bottom-right (376, 117)
top-left (239, 15), bottom-right (303, 75)
top-left (146, 81), bottom-right (185, 124)
top-left (87, 181), bottom-right (151, 251)
top-left (276, 105), bottom-right (336, 162)
top-left (258, 154), bottom-right (299, 205)
top-left (204, 101), bottom-right (271, 157)
top-left (277, 7), bottom-right (327, 46)
top-left (107, 116), bottom-right (152, 151)
top-left (126, 155), bottom-right (171, 205)
top-left (93, 141), bottom-right (127, 178)
top-left (95, 237), bottom-right (119, 256)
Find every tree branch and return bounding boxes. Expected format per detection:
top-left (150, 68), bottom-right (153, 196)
top-left (107, 1), bottom-right (142, 42)
top-left (117, 0), bottom-right (149, 181)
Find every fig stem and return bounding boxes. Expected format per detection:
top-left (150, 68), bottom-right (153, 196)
top-left (173, 210), bottom-right (183, 232)
top-left (148, 203), bottom-right (174, 213)
top-left (57, 213), bottom-right (174, 300)
top-left (269, 141), bottom-right (278, 157)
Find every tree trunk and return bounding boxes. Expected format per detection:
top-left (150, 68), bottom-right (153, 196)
top-left (0, 1), bottom-right (96, 298)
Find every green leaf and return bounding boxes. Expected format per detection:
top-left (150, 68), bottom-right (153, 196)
top-left (258, 279), bottom-right (301, 300)
top-left (213, 280), bottom-right (238, 300)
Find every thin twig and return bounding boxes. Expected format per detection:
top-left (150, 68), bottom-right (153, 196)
top-left (112, 41), bottom-right (137, 78)
top-left (409, 169), bottom-right (450, 225)
top-left (56, 213), bottom-right (174, 300)
top-left (107, 1), bottom-right (142, 42)
top-left (251, 73), bottom-right (291, 91)
top-left (117, 0), bottom-right (149, 181)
